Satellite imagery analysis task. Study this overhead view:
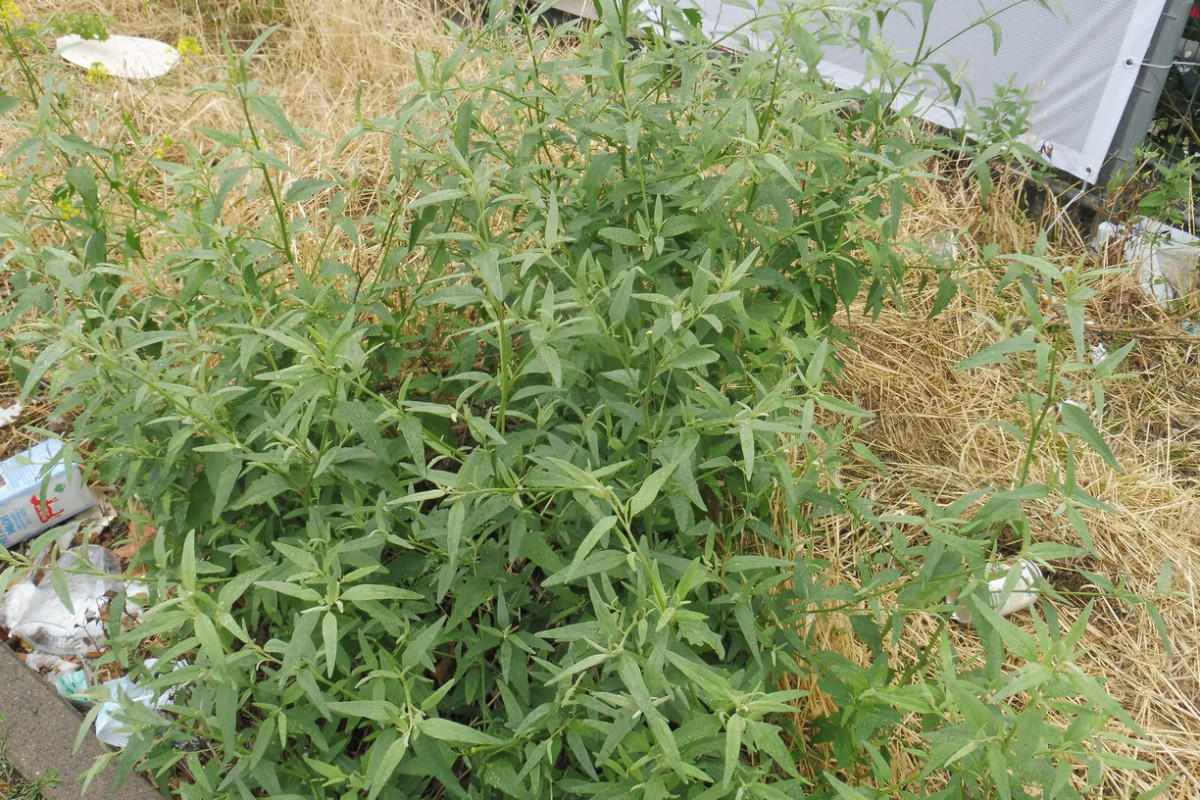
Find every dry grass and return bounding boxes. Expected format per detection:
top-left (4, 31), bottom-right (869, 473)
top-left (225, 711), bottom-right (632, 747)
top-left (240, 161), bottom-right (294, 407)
top-left (783, 163), bottom-right (1200, 798)
top-left (2, 2), bottom-right (1200, 797)
top-left (0, 0), bottom-right (466, 268)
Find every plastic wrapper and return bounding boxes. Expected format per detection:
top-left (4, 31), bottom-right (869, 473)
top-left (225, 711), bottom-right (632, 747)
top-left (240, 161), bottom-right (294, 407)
top-left (0, 545), bottom-right (124, 655)
top-left (0, 438), bottom-right (96, 548)
top-left (95, 658), bottom-right (187, 748)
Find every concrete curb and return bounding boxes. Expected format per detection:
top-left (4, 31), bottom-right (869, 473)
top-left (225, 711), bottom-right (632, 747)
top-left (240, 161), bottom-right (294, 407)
top-left (0, 642), bottom-right (164, 800)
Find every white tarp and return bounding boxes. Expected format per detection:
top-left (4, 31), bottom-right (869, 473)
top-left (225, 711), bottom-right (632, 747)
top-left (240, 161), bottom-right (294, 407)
top-left (578, 0), bottom-right (1171, 183)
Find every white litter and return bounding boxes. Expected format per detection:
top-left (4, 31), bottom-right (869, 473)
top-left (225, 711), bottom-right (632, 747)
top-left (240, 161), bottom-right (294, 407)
top-left (94, 658), bottom-right (188, 748)
top-left (23, 651), bottom-right (80, 678)
top-left (1093, 219), bottom-right (1200, 304)
top-left (0, 402), bottom-right (20, 429)
top-left (951, 559), bottom-right (1042, 625)
top-left (0, 545), bottom-right (124, 655)
top-left (56, 34), bottom-right (180, 80)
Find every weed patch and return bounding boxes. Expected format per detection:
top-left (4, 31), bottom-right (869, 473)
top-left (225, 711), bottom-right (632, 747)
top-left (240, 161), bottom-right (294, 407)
top-left (0, 3), bottom-right (1158, 799)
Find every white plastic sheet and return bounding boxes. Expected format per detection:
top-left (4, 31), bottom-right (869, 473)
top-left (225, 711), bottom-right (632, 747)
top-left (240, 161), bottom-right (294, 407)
top-left (56, 34), bottom-right (180, 80)
top-left (579, 0), bottom-right (1170, 182)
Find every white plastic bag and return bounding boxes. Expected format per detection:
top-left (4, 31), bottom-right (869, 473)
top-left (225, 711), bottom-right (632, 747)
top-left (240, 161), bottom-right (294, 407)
top-left (0, 545), bottom-right (123, 655)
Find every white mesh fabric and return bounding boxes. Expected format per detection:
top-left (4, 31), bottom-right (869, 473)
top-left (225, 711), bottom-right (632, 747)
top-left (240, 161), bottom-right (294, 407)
top-left (670, 0), bottom-right (1171, 181)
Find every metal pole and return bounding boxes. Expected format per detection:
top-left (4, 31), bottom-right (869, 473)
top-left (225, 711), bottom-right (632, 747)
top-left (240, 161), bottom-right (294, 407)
top-left (1100, 0), bottom-right (1193, 184)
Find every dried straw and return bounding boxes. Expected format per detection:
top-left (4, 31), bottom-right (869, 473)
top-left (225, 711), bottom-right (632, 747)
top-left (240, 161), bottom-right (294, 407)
top-left (788, 163), bottom-right (1200, 798)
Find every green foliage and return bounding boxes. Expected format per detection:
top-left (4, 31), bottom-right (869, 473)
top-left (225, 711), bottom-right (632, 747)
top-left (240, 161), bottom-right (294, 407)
top-left (1110, 147), bottom-right (1199, 230)
top-left (0, 2), bottom-right (1155, 799)
top-left (0, 725), bottom-right (53, 800)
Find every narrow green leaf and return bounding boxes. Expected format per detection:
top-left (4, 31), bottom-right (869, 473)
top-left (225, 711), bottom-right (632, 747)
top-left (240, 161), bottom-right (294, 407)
top-left (322, 612), bottom-right (339, 678)
top-left (402, 618), bottom-right (445, 671)
top-left (629, 461), bottom-right (679, 516)
top-left (547, 652), bottom-right (610, 684)
top-left (1061, 503), bottom-right (1096, 553)
top-left (814, 395), bottom-right (873, 418)
top-left (1057, 402), bottom-right (1121, 471)
top-left (203, 451), bottom-right (242, 523)
top-left (669, 347), bottom-right (719, 370)
top-left (542, 550), bottom-right (626, 586)
top-left (738, 425), bottom-right (755, 484)
top-left (388, 488), bottom-right (447, 506)
top-left (598, 226), bottom-right (641, 247)
top-left (762, 153), bottom-right (800, 190)
top-left (341, 585), bottom-right (422, 604)
top-left (229, 473), bottom-right (291, 510)
top-left (445, 501), bottom-right (466, 592)
top-left (475, 248), bottom-right (503, 300)
top-left (367, 736), bottom-right (410, 800)
top-left (616, 655), bottom-right (684, 775)
top-left (722, 714), bottom-right (745, 789)
top-left (824, 772), bottom-right (877, 800)
top-left (552, 515), bottom-right (618, 586)
top-left (955, 331), bottom-right (1036, 371)
top-left (407, 188), bottom-right (467, 210)
top-left (256, 581), bottom-right (322, 603)
top-left (327, 700), bottom-right (400, 723)
top-left (181, 530), bottom-right (197, 592)
top-left (928, 272), bottom-right (958, 318)
top-left (419, 718), bottom-right (503, 746)
top-left (284, 178), bottom-right (336, 203)
top-left (194, 612), bottom-right (224, 664)
top-left (1024, 541), bottom-right (1086, 561)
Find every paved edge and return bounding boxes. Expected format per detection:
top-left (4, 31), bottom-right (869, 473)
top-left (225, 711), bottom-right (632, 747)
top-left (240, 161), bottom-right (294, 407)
top-left (0, 642), bottom-right (164, 800)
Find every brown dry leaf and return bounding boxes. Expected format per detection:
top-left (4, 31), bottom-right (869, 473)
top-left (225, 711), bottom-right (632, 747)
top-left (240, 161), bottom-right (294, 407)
top-left (112, 521), bottom-right (157, 563)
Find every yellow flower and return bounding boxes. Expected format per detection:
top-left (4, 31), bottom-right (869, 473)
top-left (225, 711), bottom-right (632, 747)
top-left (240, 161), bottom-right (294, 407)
top-left (0, 0), bottom-right (22, 25)
top-left (86, 61), bottom-right (110, 82)
top-left (55, 196), bottom-right (81, 218)
top-left (153, 135), bottom-right (174, 159)
top-left (176, 36), bottom-right (202, 59)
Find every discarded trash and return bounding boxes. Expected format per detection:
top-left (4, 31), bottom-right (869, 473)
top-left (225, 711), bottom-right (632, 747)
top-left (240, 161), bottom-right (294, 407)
top-left (56, 669), bottom-right (89, 702)
top-left (0, 444), bottom-right (167, 748)
top-left (0, 545), bottom-right (124, 656)
top-left (920, 229), bottom-right (962, 267)
top-left (951, 559), bottom-right (1042, 624)
top-left (23, 651), bottom-right (80, 677)
top-left (1093, 219), bottom-right (1200, 304)
top-left (56, 34), bottom-right (180, 80)
top-left (95, 658), bottom-right (187, 748)
top-left (0, 402), bottom-right (20, 429)
top-left (22, 653), bottom-right (91, 701)
top-left (40, 485), bottom-right (120, 552)
top-left (0, 438), bottom-right (96, 548)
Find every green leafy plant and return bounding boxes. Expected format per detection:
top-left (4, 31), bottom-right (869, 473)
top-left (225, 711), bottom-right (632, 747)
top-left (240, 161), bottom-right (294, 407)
top-left (0, 1), bottom-right (1156, 798)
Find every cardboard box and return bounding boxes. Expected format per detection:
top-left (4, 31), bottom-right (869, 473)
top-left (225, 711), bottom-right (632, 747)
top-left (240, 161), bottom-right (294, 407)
top-left (0, 439), bottom-right (95, 549)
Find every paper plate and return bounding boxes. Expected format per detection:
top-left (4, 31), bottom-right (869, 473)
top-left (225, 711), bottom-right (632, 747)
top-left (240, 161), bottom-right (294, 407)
top-left (56, 34), bottom-right (180, 80)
